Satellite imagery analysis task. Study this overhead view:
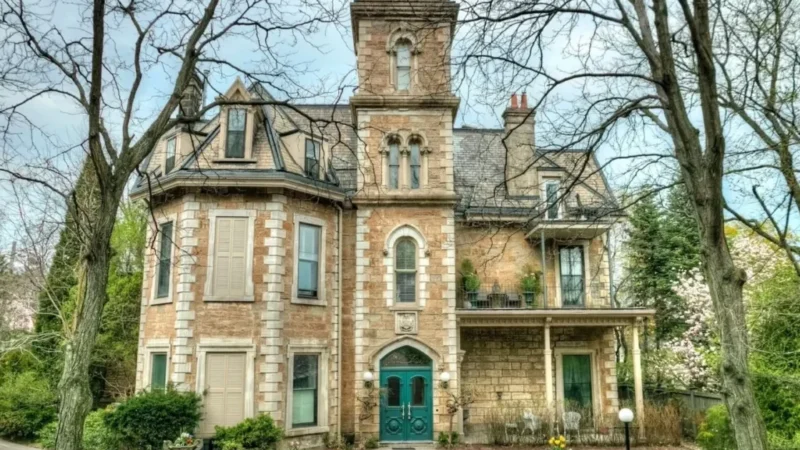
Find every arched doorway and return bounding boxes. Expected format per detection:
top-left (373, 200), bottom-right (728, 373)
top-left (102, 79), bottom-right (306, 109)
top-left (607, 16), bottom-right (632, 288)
top-left (379, 346), bottom-right (434, 442)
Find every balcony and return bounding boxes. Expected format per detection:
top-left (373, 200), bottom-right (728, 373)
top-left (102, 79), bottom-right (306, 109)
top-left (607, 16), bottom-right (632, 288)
top-left (455, 281), bottom-right (654, 327)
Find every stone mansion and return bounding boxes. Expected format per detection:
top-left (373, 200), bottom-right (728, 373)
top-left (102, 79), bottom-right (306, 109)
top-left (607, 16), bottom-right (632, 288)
top-left (131, 0), bottom-right (653, 445)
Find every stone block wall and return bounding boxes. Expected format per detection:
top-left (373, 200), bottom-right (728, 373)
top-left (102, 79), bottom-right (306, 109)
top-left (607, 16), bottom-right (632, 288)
top-left (136, 190), bottom-right (342, 439)
top-left (460, 326), bottom-right (618, 428)
top-left (352, 206), bottom-right (458, 438)
top-left (355, 20), bottom-right (451, 96)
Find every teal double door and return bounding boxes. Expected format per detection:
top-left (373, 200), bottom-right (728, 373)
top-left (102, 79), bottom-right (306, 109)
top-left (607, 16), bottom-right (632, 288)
top-left (379, 368), bottom-right (433, 442)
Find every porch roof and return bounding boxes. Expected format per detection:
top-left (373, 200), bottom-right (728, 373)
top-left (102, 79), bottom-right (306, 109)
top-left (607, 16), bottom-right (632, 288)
top-left (456, 308), bottom-right (655, 327)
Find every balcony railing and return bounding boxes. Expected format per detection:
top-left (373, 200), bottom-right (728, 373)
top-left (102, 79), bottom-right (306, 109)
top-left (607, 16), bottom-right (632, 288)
top-left (456, 281), bottom-right (613, 310)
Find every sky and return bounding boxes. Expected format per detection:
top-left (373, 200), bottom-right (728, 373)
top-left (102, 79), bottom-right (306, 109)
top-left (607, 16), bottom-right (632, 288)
top-left (0, 0), bottom-right (797, 253)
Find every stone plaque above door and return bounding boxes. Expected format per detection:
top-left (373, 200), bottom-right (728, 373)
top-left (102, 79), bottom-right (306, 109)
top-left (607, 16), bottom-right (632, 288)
top-left (395, 311), bottom-right (418, 335)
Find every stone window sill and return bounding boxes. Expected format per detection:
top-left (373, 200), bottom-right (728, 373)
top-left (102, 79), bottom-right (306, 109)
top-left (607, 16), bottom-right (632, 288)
top-left (203, 295), bottom-right (255, 302)
top-left (212, 158), bottom-right (257, 164)
top-left (285, 426), bottom-right (329, 437)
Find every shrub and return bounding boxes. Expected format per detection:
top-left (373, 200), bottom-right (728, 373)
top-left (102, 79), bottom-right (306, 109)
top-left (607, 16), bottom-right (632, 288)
top-left (39, 409), bottom-right (120, 450)
top-left (364, 435), bottom-right (380, 449)
top-left (697, 404), bottom-right (736, 450)
top-left (104, 389), bottom-right (202, 450)
top-left (437, 431), bottom-right (459, 447)
top-left (0, 371), bottom-right (57, 439)
top-left (214, 414), bottom-right (283, 450)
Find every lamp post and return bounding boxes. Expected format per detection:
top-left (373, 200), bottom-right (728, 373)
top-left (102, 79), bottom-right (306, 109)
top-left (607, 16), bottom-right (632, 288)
top-left (618, 408), bottom-right (634, 450)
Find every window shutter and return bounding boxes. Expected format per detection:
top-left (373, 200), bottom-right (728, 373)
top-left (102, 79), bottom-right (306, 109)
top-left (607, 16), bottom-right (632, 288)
top-left (214, 217), bottom-right (249, 298)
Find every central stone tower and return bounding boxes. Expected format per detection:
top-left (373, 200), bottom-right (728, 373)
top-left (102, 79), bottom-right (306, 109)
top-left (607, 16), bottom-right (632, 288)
top-left (348, 0), bottom-right (463, 440)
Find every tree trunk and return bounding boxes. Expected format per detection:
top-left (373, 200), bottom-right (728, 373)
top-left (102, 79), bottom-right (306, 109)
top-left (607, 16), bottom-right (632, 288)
top-left (701, 231), bottom-right (766, 449)
top-left (56, 193), bottom-right (119, 450)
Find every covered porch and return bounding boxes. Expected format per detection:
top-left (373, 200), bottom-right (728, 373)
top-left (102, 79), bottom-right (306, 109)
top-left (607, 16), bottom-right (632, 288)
top-left (456, 311), bottom-right (652, 442)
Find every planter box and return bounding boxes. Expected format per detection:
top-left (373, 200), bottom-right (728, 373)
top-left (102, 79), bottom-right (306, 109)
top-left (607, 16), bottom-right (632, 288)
top-left (163, 440), bottom-right (203, 450)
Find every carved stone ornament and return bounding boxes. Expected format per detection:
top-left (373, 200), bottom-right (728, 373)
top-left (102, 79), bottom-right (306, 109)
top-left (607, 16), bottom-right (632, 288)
top-left (395, 312), bottom-right (418, 335)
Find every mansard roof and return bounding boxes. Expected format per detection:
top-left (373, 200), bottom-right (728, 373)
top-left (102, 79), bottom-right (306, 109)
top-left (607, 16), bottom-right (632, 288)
top-left (133, 83), bottom-right (617, 218)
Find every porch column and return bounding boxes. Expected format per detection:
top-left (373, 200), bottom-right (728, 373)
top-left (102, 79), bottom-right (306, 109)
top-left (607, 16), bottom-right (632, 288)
top-left (543, 319), bottom-right (554, 426)
top-left (632, 318), bottom-right (645, 439)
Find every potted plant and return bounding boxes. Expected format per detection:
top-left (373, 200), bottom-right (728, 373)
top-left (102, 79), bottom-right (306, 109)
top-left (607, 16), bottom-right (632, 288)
top-left (460, 259), bottom-right (481, 308)
top-left (163, 432), bottom-right (202, 450)
top-left (519, 264), bottom-right (541, 308)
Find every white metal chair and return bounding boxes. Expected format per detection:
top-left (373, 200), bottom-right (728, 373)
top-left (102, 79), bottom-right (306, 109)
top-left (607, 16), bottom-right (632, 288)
top-left (522, 409), bottom-right (541, 436)
top-left (563, 411), bottom-right (582, 440)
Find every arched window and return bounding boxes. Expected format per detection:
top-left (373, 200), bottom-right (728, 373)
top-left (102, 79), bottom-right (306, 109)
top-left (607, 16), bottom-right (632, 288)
top-left (395, 238), bottom-right (417, 303)
top-left (388, 136), bottom-right (400, 189)
top-left (395, 39), bottom-right (412, 91)
top-left (409, 137), bottom-right (421, 189)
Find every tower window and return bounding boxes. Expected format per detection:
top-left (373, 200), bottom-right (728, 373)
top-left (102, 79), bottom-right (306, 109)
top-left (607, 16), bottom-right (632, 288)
top-left (409, 138), bottom-right (421, 189)
top-left (388, 137), bottom-right (400, 189)
top-left (396, 41), bottom-right (411, 91)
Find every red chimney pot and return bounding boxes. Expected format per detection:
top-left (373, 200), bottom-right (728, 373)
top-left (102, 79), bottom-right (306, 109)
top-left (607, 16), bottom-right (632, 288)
top-left (521, 92), bottom-right (528, 109)
top-left (510, 94), bottom-right (518, 109)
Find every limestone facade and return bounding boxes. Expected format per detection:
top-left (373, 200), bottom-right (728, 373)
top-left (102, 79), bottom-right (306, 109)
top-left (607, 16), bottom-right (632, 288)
top-left (132, 0), bottom-right (652, 444)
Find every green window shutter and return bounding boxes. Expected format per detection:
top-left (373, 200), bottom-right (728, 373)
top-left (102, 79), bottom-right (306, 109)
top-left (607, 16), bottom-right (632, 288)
top-left (150, 353), bottom-right (168, 391)
top-left (156, 222), bottom-right (173, 298)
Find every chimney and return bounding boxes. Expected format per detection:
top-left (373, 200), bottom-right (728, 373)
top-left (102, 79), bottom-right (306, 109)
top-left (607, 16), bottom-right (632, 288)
top-left (178, 71), bottom-right (205, 119)
top-left (502, 91), bottom-right (536, 196)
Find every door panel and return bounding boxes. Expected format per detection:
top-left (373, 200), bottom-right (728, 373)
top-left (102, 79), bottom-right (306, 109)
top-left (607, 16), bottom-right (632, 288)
top-left (380, 370), bottom-right (432, 442)
top-left (407, 374), bottom-right (431, 440)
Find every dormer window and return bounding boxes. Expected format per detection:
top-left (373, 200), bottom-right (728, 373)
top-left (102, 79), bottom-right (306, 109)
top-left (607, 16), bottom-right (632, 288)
top-left (165, 137), bottom-right (176, 174)
top-left (226, 109), bottom-right (246, 158)
top-left (545, 180), bottom-right (560, 219)
top-left (305, 139), bottom-right (321, 179)
top-left (396, 40), bottom-right (412, 91)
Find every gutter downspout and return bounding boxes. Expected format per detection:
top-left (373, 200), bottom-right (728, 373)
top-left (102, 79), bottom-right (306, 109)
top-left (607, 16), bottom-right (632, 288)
top-left (335, 204), bottom-right (343, 439)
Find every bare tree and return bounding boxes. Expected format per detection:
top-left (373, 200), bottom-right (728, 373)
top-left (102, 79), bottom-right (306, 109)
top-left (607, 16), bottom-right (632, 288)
top-left (0, 1), bottom-right (347, 449)
top-left (452, 0), bottom-right (795, 446)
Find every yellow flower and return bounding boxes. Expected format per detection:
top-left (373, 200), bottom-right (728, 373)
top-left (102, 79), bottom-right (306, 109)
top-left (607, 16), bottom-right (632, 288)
top-left (559, 435), bottom-right (565, 441)
top-left (560, 444), bottom-right (566, 449)
top-left (548, 438), bottom-right (555, 445)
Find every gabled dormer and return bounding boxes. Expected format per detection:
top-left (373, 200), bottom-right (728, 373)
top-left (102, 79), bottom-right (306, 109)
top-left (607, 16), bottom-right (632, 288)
top-left (215, 78), bottom-right (259, 163)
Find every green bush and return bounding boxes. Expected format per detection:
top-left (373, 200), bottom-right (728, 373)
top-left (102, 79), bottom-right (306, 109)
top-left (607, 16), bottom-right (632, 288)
top-left (697, 404), bottom-right (737, 450)
top-left (0, 371), bottom-right (57, 439)
top-left (363, 435), bottom-right (379, 449)
top-left (437, 431), bottom-right (459, 447)
top-left (214, 414), bottom-right (283, 450)
top-left (104, 389), bottom-right (202, 450)
top-left (39, 409), bottom-right (120, 450)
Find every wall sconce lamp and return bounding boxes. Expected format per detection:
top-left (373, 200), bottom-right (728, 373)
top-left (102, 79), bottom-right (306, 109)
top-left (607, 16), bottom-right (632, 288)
top-left (439, 371), bottom-right (451, 389)
top-left (363, 370), bottom-right (374, 389)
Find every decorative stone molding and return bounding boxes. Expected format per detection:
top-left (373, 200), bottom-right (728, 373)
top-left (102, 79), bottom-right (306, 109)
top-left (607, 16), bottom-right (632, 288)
top-left (395, 311), bottom-right (418, 335)
top-left (259, 194), bottom-right (288, 419)
top-left (353, 208), bottom-right (372, 433)
top-left (171, 194), bottom-right (200, 390)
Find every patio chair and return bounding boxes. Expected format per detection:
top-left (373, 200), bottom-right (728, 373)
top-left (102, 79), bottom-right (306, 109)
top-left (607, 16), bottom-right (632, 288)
top-left (562, 411), bottom-right (582, 441)
top-left (522, 409), bottom-right (541, 436)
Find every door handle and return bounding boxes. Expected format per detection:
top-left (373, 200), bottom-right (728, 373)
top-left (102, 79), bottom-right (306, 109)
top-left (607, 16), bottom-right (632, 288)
top-left (406, 403), bottom-right (411, 420)
top-left (401, 403), bottom-right (405, 419)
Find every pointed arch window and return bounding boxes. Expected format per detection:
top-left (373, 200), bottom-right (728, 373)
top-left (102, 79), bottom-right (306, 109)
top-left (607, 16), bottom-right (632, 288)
top-left (395, 238), bottom-right (417, 303)
top-left (409, 137), bottom-right (421, 189)
top-left (395, 40), bottom-right (412, 91)
top-left (388, 137), bottom-right (400, 189)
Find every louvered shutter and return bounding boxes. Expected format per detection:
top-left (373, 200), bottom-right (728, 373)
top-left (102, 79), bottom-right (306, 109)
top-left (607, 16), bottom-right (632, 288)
top-left (213, 217), bottom-right (248, 298)
top-left (201, 353), bottom-right (246, 435)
